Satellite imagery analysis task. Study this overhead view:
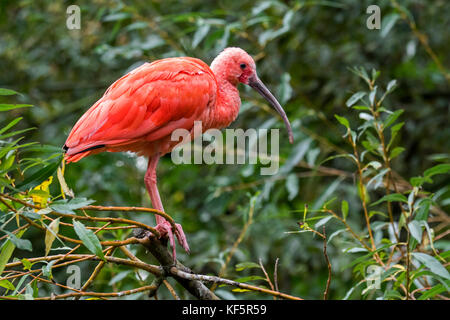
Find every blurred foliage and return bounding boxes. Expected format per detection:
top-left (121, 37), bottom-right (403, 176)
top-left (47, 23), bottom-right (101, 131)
top-left (0, 0), bottom-right (449, 299)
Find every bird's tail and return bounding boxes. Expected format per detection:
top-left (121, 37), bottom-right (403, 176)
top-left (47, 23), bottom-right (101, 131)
top-left (62, 144), bottom-right (104, 163)
top-left (64, 152), bottom-right (90, 163)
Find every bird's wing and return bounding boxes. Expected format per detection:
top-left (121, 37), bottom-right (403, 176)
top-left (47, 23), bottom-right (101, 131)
top-left (65, 57), bottom-right (217, 156)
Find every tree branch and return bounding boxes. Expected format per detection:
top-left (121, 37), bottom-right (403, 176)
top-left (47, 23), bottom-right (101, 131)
top-left (136, 231), bottom-right (220, 300)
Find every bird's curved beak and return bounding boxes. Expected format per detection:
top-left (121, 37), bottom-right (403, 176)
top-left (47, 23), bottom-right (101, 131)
top-left (248, 75), bottom-right (294, 144)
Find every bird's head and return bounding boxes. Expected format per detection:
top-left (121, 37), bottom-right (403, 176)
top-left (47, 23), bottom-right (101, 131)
top-left (211, 47), bottom-right (293, 144)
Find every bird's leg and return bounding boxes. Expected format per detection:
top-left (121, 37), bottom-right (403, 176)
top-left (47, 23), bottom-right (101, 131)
top-left (144, 154), bottom-right (190, 261)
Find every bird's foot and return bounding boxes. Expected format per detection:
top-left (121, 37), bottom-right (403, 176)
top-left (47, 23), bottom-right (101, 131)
top-left (155, 221), bottom-right (190, 261)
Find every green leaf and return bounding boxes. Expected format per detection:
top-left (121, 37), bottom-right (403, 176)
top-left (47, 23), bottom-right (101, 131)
top-left (381, 13), bottom-right (399, 38)
top-left (415, 199), bottom-right (432, 221)
top-left (371, 193), bottom-right (407, 206)
top-left (386, 79), bottom-right (397, 93)
top-left (418, 284), bottom-right (447, 300)
top-left (279, 138), bottom-right (312, 175)
top-left (19, 209), bottom-right (41, 220)
top-left (346, 247), bottom-right (368, 253)
top-left (124, 21), bottom-right (149, 32)
top-left (410, 176), bottom-right (425, 187)
top-left (320, 153), bottom-right (358, 166)
top-left (11, 274), bottom-right (28, 296)
top-left (24, 144), bottom-right (63, 153)
top-left (277, 73), bottom-right (293, 104)
top-left (251, 1), bottom-right (283, 15)
top-left (24, 283), bottom-right (34, 300)
top-left (411, 252), bottom-right (450, 280)
top-left (366, 161), bottom-right (382, 170)
top-left (285, 173), bottom-right (299, 201)
top-left (343, 285), bottom-right (356, 300)
top-left (352, 105), bottom-right (371, 111)
top-left (192, 23), bottom-right (210, 48)
top-left (388, 122), bottom-right (404, 149)
top-left (384, 110), bottom-right (404, 129)
top-left (0, 104), bottom-right (33, 111)
top-left (408, 220), bottom-right (423, 243)
top-left (42, 260), bottom-right (56, 280)
top-left (327, 228), bottom-right (346, 243)
top-left (367, 168), bottom-right (390, 190)
top-left (359, 112), bottom-right (374, 122)
top-left (0, 279), bottom-right (15, 291)
top-left (0, 230), bottom-right (26, 275)
top-left (15, 156), bottom-right (62, 191)
top-left (348, 67), bottom-right (371, 85)
top-left (235, 262), bottom-right (260, 272)
top-left (258, 9), bottom-right (294, 45)
top-left (102, 12), bottom-right (132, 22)
top-left (346, 92), bottom-right (366, 107)
top-left (369, 210), bottom-right (388, 218)
top-left (0, 117), bottom-right (22, 135)
top-left (0, 88), bottom-right (19, 96)
top-left (384, 289), bottom-right (403, 299)
top-left (315, 216), bottom-right (333, 228)
top-left (390, 146), bottom-right (405, 159)
top-left (50, 197), bottom-right (95, 214)
top-left (5, 231), bottom-right (32, 251)
top-left (411, 164), bottom-right (450, 186)
top-left (424, 164), bottom-right (450, 179)
top-left (216, 25), bottom-right (231, 51)
top-left (234, 275), bottom-right (266, 283)
top-left (73, 220), bottom-right (105, 261)
top-left (371, 69), bottom-right (380, 82)
top-left (335, 115), bottom-right (350, 129)
top-left (0, 127), bottom-right (35, 140)
top-left (341, 200), bottom-right (349, 221)
top-left (21, 258), bottom-right (32, 270)
top-left (0, 152), bottom-right (15, 172)
top-left (427, 154), bottom-right (450, 162)
top-left (369, 86), bottom-right (377, 106)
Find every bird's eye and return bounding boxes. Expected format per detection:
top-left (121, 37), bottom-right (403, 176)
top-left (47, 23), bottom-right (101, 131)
top-left (240, 63), bottom-right (247, 69)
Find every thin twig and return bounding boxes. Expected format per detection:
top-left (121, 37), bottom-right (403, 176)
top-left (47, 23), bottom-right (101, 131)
top-left (163, 280), bottom-right (180, 300)
top-left (32, 285), bottom-right (157, 300)
top-left (83, 205), bottom-right (176, 228)
top-left (274, 258), bottom-right (280, 293)
top-left (4, 254), bottom-right (163, 276)
top-left (322, 226), bottom-right (331, 300)
top-left (259, 258), bottom-right (275, 300)
top-left (170, 267), bottom-right (303, 300)
top-left (77, 246), bottom-right (116, 297)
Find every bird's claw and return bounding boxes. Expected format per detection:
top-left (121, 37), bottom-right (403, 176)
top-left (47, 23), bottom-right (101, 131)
top-left (155, 221), bottom-right (190, 261)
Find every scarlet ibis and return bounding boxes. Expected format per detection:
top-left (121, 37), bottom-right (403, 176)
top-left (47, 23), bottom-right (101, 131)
top-left (64, 47), bottom-right (293, 259)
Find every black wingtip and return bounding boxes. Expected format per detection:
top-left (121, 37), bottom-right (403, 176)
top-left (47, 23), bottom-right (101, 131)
top-left (62, 144), bottom-right (105, 156)
top-left (73, 144), bottom-right (106, 155)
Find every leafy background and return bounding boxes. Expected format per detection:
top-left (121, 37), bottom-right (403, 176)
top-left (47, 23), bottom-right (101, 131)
top-left (0, 0), bottom-right (448, 299)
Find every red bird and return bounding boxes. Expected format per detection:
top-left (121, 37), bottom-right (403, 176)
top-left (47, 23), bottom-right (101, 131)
top-left (64, 47), bottom-right (293, 259)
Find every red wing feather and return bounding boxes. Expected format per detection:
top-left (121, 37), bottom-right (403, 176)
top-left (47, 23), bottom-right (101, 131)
top-left (65, 57), bottom-right (217, 161)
